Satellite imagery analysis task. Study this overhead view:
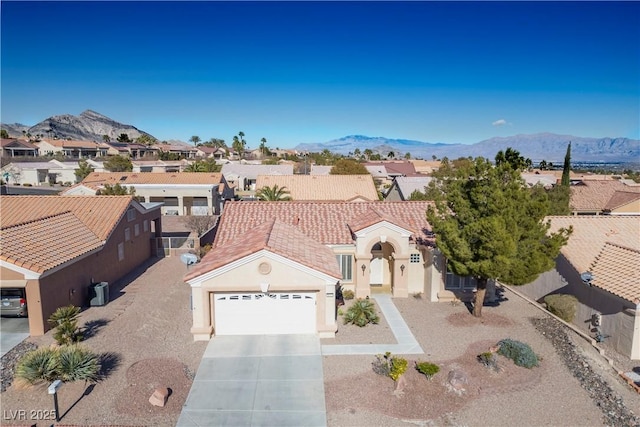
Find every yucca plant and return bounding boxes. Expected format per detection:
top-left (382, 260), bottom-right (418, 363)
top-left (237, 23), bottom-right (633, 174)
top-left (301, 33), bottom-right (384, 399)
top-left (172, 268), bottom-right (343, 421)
top-left (14, 348), bottom-right (58, 387)
top-left (343, 298), bottom-right (379, 327)
top-left (48, 305), bottom-right (83, 345)
top-left (57, 345), bottom-right (100, 383)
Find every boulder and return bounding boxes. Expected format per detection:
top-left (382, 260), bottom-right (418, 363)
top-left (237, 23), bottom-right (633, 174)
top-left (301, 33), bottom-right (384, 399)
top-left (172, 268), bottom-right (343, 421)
top-left (149, 387), bottom-right (170, 407)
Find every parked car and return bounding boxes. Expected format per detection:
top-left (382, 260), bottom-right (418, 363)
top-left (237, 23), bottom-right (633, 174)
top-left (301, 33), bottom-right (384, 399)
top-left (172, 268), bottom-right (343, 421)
top-left (1, 288), bottom-right (27, 317)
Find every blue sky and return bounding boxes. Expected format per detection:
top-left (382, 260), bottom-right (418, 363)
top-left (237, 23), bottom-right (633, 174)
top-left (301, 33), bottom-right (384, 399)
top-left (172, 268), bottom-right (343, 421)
top-left (1, 1), bottom-right (638, 148)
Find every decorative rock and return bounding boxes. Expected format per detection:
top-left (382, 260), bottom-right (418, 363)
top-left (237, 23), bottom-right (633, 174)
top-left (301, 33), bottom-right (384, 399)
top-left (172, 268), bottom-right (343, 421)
top-left (446, 369), bottom-right (468, 396)
top-left (149, 387), bottom-right (169, 407)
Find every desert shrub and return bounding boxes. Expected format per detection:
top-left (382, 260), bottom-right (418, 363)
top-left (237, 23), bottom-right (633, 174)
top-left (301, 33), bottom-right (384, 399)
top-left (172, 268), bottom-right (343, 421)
top-left (372, 352), bottom-right (407, 381)
top-left (343, 298), bottom-right (379, 327)
top-left (477, 352), bottom-right (499, 371)
top-left (544, 294), bottom-right (578, 322)
top-left (57, 346), bottom-right (100, 383)
top-left (48, 305), bottom-right (83, 345)
top-left (15, 346), bottom-right (100, 387)
top-left (22, 183), bottom-right (32, 187)
top-left (415, 361), bottom-right (439, 379)
top-left (390, 357), bottom-right (408, 381)
top-left (14, 348), bottom-right (58, 387)
top-left (342, 289), bottom-right (355, 300)
top-left (497, 339), bottom-right (539, 368)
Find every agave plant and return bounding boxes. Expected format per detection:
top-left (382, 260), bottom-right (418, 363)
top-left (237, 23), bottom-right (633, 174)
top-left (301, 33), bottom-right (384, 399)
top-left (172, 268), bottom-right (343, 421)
top-left (343, 298), bottom-right (380, 327)
top-left (14, 348), bottom-right (58, 387)
top-left (57, 345), bottom-right (100, 383)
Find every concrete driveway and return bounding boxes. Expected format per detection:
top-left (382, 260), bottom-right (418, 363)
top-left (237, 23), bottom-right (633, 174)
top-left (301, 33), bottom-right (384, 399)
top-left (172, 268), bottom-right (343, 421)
top-left (0, 317), bottom-right (29, 357)
top-left (177, 334), bottom-right (326, 427)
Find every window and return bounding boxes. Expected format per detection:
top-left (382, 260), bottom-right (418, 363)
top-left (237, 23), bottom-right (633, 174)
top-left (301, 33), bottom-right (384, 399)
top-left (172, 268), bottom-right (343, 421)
top-left (124, 227), bottom-right (131, 241)
top-left (118, 243), bottom-right (124, 261)
top-left (445, 265), bottom-right (477, 290)
top-left (127, 209), bottom-right (136, 222)
top-left (410, 253), bottom-right (421, 263)
top-left (134, 223), bottom-right (140, 236)
top-left (336, 254), bottom-right (353, 282)
top-left (143, 220), bottom-right (149, 232)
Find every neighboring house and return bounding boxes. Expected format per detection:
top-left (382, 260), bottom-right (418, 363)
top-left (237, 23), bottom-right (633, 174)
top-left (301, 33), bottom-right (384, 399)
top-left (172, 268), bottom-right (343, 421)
top-left (221, 164), bottom-right (294, 192)
top-left (1, 138), bottom-right (39, 158)
top-left (63, 172), bottom-right (233, 215)
top-left (255, 175), bottom-right (379, 201)
top-left (35, 139), bottom-right (102, 158)
top-left (195, 146), bottom-right (227, 160)
top-left (519, 216), bottom-right (640, 360)
top-left (1, 160), bottom-right (80, 186)
top-left (156, 143), bottom-right (198, 159)
top-left (409, 160), bottom-right (441, 175)
top-left (385, 176), bottom-right (433, 201)
top-left (0, 195), bottom-right (162, 336)
top-left (132, 160), bottom-right (190, 173)
top-left (102, 142), bottom-right (158, 158)
top-left (182, 200), bottom-right (471, 340)
top-left (521, 172), bottom-right (558, 188)
top-left (570, 180), bottom-right (640, 215)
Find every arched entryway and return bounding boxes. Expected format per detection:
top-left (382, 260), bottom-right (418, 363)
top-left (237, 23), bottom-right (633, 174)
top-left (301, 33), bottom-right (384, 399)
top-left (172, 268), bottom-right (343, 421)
top-left (370, 242), bottom-right (396, 294)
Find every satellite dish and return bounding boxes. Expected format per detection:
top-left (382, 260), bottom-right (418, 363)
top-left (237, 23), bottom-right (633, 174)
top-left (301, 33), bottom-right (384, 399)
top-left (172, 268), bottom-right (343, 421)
top-left (181, 253), bottom-right (198, 266)
top-left (580, 271), bottom-right (593, 284)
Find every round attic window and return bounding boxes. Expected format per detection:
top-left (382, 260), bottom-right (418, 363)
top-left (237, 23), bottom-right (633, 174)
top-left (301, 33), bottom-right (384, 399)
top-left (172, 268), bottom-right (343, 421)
top-left (258, 262), bottom-right (272, 275)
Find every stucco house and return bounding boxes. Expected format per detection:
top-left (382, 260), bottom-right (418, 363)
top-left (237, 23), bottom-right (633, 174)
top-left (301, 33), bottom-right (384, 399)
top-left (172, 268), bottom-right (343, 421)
top-left (1, 138), bottom-right (39, 158)
top-left (1, 160), bottom-right (81, 186)
top-left (35, 139), bottom-right (104, 158)
top-left (385, 176), bottom-right (433, 201)
top-left (255, 174), bottom-right (379, 201)
top-left (519, 216), bottom-right (640, 360)
top-left (182, 200), bottom-right (468, 341)
top-left (221, 164), bottom-right (294, 193)
top-left (62, 172), bottom-right (233, 215)
top-left (0, 195), bottom-right (162, 336)
top-left (570, 180), bottom-right (640, 215)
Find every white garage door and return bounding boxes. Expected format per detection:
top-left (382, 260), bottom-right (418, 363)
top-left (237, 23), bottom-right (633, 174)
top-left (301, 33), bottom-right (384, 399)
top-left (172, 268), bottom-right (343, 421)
top-left (214, 292), bottom-right (316, 335)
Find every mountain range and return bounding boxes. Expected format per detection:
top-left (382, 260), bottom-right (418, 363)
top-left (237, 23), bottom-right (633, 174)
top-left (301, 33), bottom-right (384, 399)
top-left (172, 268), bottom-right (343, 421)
top-left (2, 110), bottom-right (638, 163)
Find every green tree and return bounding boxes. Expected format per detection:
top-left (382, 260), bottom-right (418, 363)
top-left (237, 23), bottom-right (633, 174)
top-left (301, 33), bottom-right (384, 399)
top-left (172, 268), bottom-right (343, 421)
top-left (0, 129), bottom-right (9, 139)
top-left (103, 155), bottom-right (133, 172)
top-left (96, 183), bottom-right (136, 196)
top-left (190, 135), bottom-right (201, 146)
top-left (561, 142), bottom-right (571, 187)
top-left (206, 138), bottom-right (226, 148)
top-left (387, 151), bottom-right (395, 159)
top-left (330, 159), bottom-right (370, 175)
top-left (495, 147), bottom-right (530, 171)
top-left (116, 133), bottom-right (131, 143)
top-left (539, 160), bottom-right (548, 170)
top-left (255, 184), bottom-right (292, 201)
top-left (354, 148), bottom-right (361, 158)
top-left (102, 134), bottom-right (111, 143)
top-left (404, 152), bottom-right (411, 159)
top-left (75, 159), bottom-right (94, 182)
top-left (426, 157), bottom-right (572, 317)
top-left (184, 159), bottom-right (221, 172)
top-left (136, 134), bottom-right (157, 146)
top-left (408, 189), bottom-right (430, 201)
top-left (260, 137), bottom-right (267, 157)
top-left (363, 149), bottom-right (373, 160)
top-left (232, 131), bottom-right (247, 158)
top-left (545, 185), bottom-right (571, 215)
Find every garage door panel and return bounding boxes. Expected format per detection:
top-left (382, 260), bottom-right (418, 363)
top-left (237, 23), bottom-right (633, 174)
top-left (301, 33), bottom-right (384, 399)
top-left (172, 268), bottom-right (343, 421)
top-left (215, 293), bottom-right (316, 335)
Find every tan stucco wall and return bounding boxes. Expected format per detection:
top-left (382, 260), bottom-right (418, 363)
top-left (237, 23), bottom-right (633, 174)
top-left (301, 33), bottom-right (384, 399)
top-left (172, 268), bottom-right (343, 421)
top-left (190, 254), bottom-right (338, 340)
top-left (612, 199), bottom-right (640, 214)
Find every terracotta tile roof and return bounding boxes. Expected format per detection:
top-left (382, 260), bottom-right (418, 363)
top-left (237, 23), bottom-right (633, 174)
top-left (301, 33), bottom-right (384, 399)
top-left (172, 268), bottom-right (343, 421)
top-left (546, 215), bottom-right (640, 279)
top-left (214, 201), bottom-right (435, 247)
top-left (39, 139), bottom-right (100, 148)
top-left (1, 138), bottom-right (38, 149)
top-left (570, 180), bottom-right (640, 212)
top-left (81, 172), bottom-right (223, 187)
top-left (603, 191), bottom-right (640, 212)
top-left (347, 207), bottom-right (415, 233)
top-left (0, 196), bottom-right (136, 274)
top-left (365, 161), bottom-right (417, 176)
top-left (185, 219), bottom-right (342, 281)
top-left (589, 243), bottom-right (640, 303)
top-left (255, 175), bottom-right (379, 201)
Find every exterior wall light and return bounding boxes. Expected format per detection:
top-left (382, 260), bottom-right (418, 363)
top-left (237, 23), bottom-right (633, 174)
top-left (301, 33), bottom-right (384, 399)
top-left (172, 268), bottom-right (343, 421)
top-left (400, 264), bottom-right (405, 275)
top-left (361, 264), bottom-right (366, 276)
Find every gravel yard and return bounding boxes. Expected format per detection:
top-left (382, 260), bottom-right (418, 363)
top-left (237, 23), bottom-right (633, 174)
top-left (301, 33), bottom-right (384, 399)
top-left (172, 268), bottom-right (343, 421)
top-left (1, 261), bottom-right (639, 427)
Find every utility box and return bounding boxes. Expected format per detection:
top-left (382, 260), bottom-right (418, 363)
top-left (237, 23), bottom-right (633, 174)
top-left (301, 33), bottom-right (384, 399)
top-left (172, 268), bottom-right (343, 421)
top-left (90, 282), bottom-right (109, 306)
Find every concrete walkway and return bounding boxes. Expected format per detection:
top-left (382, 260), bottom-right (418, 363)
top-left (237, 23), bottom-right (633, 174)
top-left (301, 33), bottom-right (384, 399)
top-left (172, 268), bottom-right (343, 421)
top-left (321, 294), bottom-right (424, 356)
top-left (177, 334), bottom-right (327, 427)
top-left (0, 317), bottom-right (29, 357)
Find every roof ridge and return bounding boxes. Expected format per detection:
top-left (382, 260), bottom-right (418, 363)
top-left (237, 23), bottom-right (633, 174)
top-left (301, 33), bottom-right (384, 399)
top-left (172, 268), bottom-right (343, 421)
top-left (0, 210), bottom-right (73, 230)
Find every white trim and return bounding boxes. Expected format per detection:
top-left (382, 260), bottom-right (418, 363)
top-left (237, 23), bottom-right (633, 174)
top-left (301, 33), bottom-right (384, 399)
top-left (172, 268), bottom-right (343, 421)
top-left (187, 249), bottom-right (340, 287)
top-left (354, 221), bottom-right (412, 239)
top-left (0, 260), bottom-right (41, 279)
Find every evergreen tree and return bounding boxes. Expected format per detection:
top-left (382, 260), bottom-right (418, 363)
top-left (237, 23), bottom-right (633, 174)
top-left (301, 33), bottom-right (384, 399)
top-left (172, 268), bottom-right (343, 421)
top-left (426, 157), bottom-right (572, 317)
top-left (330, 159), bottom-right (370, 175)
top-left (561, 142), bottom-right (571, 187)
top-left (103, 155), bottom-right (133, 172)
top-left (75, 159), bottom-right (94, 182)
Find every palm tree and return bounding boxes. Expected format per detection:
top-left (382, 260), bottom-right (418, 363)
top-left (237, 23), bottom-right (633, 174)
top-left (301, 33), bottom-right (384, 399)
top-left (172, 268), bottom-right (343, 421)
top-left (260, 137), bottom-right (267, 158)
top-left (363, 149), bottom-right (373, 161)
top-left (255, 184), bottom-right (292, 201)
top-left (189, 136), bottom-right (201, 146)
